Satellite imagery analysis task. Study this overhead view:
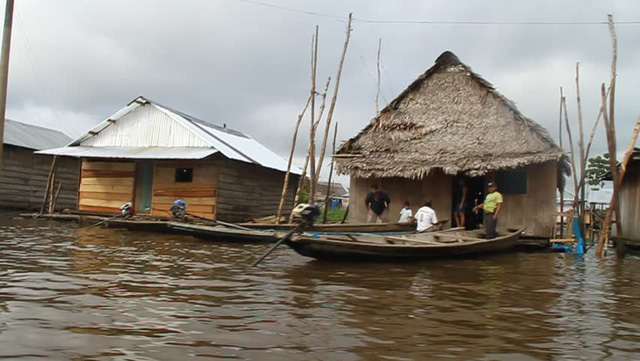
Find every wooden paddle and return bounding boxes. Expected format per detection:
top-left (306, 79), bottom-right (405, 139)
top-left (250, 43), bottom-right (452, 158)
top-left (252, 224), bottom-right (304, 267)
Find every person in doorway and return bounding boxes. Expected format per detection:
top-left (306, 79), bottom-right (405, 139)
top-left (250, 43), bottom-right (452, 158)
top-left (398, 201), bottom-right (413, 223)
top-left (454, 178), bottom-right (468, 228)
top-left (414, 199), bottom-right (438, 232)
top-left (365, 184), bottom-right (390, 223)
top-left (472, 182), bottom-right (503, 239)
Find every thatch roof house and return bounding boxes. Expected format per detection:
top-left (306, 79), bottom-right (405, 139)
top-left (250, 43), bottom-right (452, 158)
top-left (1, 119), bottom-right (79, 211)
top-left (38, 96), bottom-right (299, 221)
top-left (336, 51), bottom-right (568, 236)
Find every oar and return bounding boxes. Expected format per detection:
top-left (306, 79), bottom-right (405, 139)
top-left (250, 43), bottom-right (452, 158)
top-left (251, 224), bottom-right (304, 267)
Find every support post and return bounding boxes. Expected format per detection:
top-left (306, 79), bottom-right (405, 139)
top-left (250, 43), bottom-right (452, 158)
top-left (0, 0), bottom-right (15, 172)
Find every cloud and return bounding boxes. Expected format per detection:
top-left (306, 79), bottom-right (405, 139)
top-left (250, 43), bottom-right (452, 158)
top-left (2, 0), bottom-right (639, 183)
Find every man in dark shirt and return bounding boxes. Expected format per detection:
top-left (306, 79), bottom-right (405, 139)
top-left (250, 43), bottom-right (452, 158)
top-left (365, 184), bottom-right (391, 223)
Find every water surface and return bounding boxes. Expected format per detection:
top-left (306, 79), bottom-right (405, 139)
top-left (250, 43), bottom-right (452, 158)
top-left (0, 214), bottom-right (639, 360)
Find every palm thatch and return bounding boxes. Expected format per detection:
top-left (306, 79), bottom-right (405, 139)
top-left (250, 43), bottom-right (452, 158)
top-left (337, 51), bottom-right (569, 180)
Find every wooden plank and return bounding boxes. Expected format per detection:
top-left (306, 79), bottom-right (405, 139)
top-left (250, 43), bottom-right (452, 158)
top-left (153, 202), bottom-right (214, 213)
top-left (81, 170), bottom-right (135, 178)
top-left (82, 161), bottom-right (135, 171)
top-left (153, 184), bottom-right (215, 191)
top-left (80, 198), bottom-right (133, 208)
top-left (79, 184), bottom-right (133, 194)
top-left (152, 189), bottom-right (216, 197)
top-left (81, 177), bottom-right (135, 186)
top-left (79, 192), bottom-right (133, 202)
top-left (153, 196), bottom-right (215, 205)
top-left (79, 205), bottom-right (120, 213)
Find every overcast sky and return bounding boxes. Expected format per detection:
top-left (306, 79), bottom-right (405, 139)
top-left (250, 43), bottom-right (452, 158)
top-left (3, 0), bottom-right (640, 187)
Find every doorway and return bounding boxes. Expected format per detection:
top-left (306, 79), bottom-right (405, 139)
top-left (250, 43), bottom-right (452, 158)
top-left (452, 176), bottom-right (485, 230)
top-left (135, 161), bottom-right (154, 213)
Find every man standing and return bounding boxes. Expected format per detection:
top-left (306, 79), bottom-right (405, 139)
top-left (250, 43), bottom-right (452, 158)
top-left (364, 184), bottom-right (390, 223)
top-left (473, 182), bottom-right (503, 239)
top-left (414, 199), bottom-right (438, 232)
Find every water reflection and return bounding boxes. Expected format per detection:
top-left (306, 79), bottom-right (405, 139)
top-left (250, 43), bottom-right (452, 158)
top-left (0, 214), bottom-right (639, 360)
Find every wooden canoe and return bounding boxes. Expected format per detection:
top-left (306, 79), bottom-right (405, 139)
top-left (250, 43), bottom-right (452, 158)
top-left (168, 222), bottom-right (284, 243)
top-left (286, 228), bottom-right (525, 261)
top-left (239, 220), bottom-right (451, 233)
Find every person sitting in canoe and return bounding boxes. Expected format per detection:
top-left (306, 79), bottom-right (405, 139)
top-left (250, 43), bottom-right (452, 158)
top-left (398, 200), bottom-right (413, 223)
top-left (414, 199), bottom-right (438, 233)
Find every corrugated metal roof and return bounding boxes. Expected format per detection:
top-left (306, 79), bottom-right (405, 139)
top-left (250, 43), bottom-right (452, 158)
top-left (39, 96), bottom-right (300, 174)
top-left (37, 146), bottom-right (218, 159)
top-left (4, 119), bottom-right (72, 150)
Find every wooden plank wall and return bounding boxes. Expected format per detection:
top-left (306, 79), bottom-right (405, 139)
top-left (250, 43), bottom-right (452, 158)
top-left (78, 160), bottom-right (135, 213)
top-left (618, 165), bottom-right (640, 241)
top-left (150, 160), bottom-right (217, 219)
top-left (215, 159), bottom-right (298, 223)
top-left (0, 145), bottom-right (79, 211)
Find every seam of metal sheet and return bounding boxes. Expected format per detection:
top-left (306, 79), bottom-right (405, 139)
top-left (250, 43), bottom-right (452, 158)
top-left (35, 146), bottom-right (219, 159)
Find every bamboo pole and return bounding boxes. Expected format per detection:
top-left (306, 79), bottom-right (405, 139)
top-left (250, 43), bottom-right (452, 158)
top-left (275, 94), bottom-right (312, 224)
top-left (39, 156), bottom-right (57, 215)
top-left (322, 122), bottom-right (339, 223)
top-left (575, 62), bottom-right (586, 218)
top-left (314, 13), bottom-right (352, 189)
top-left (375, 37), bottom-right (381, 113)
top-left (561, 91), bottom-right (579, 211)
top-left (596, 116), bottom-right (640, 256)
top-left (309, 27), bottom-right (319, 202)
top-left (584, 86), bottom-right (611, 163)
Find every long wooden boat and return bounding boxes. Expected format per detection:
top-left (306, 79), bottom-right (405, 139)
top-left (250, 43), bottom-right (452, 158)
top-left (168, 222), bottom-right (284, 243)
top-left (285, 228), bottom-right (525, 261)
top-left (239, 221), bottom-right (419, 233)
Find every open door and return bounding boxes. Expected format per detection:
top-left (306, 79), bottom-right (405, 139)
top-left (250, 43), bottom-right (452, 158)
top-left (135, 161), bottom-right (154, 213)
top-left (452, 176), bottom-right (485, 230)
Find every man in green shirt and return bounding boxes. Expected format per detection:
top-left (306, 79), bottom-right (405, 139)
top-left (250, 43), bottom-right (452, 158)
top-left (472, 182), bottom-right (503, 239)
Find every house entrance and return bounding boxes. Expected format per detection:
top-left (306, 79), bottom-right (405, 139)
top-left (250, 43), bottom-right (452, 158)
top-left (135, 161), bottom-right (154, 213)
top-left (452, 176), bottom-right (485, 230)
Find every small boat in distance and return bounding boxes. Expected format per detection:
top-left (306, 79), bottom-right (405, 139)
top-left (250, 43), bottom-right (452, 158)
top-left (286, 228), bottom-right (525, 261)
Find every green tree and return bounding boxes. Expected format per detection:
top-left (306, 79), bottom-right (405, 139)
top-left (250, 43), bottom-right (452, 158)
top-left (586, 153), bottom-right (610, 186)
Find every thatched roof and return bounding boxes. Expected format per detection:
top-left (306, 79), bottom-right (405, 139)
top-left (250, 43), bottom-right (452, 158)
top-left (337, 51), bottom-right (569, 179)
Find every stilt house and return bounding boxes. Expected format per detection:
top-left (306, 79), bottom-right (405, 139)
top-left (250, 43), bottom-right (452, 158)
top-left (1, 119), bottom-right (79, 210)
top-left (38, 96), bottom-right (299, 221)
top-left (336, 51), bottom-right (569, 237)
top-left (613, 148), bottom-right (640, 243)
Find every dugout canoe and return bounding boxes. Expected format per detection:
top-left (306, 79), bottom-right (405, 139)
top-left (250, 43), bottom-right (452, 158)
top-left (285, 228), bottom-right (525, 261)
top-left (168, 222), bottom-right (284, 243)
top-left (239, 220), bottom-right (452, 233)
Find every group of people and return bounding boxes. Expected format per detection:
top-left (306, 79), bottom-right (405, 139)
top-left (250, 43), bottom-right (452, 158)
top-left (364, 181), bottom-right (503, 239)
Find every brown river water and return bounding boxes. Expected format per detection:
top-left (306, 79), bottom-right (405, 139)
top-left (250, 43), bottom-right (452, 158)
top-left (0, 214), bottom-right (639, 360)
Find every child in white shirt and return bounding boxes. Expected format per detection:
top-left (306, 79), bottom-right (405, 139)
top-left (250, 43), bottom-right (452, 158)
top-left (398, 201), bottom-right (413, 223)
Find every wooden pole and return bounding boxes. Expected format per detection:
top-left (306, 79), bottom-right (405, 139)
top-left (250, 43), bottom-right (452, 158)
top-left (308, 76), bottom-right (330, 202)
top-left (309, 27), bottom-right (319, 203)
top-left (48, 170), bottom-right (56, 214)
top-left (558, 89), bottom-right (564, 237)
top-left (596, 115), bottom-right (640, 256)
top-left (275, 94), bottom-right (312, 224)
top-left (322, 122), bottom-right (338, 223)
top-left (0, 0), bottom-right (14, 172)
top-left (289, 148), bottom-right (310, 223)
top-left (584, 86), bottom-right (611, 163)
top-left (314, 13), bottom-right (352, 187)
top-left (575, 62), bottom-right (586, 218)
top-left (375, 37), bottom-right (381, 113)
top-left (51, 182), bottom-right (62, 213)
top-left (561, 91), bottom-right (579, 211)
top-left (39, 156), bottom-right (57, 215)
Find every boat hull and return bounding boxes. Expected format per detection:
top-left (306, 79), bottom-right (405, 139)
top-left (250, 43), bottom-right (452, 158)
top-left (286, 229), bottom-right (523, 261)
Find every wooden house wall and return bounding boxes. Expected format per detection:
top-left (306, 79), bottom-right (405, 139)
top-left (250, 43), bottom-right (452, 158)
top-left (347, 161), bottom-right (558, 237)
top-left (617, 165), bottom-right (640, 241)
top-left (349, 171), bottom-right (453, 226)
top-left (0, 145), bottom-right (79, 211)
top-left (78, 160), bottom-right (135, 213)
top-left (215, 159), bottom-right (298, 223)
top-left (150, 160), bottom-right (217, 219)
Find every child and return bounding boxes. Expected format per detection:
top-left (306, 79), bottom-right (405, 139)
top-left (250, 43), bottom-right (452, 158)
top-left (398, 201), bottom-right (413, 223)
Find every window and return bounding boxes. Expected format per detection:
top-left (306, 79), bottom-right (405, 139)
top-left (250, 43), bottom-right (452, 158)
top-left (175, 168), bottom-right (193, 182)
top-left (495, 169), bottom-right (527, 194)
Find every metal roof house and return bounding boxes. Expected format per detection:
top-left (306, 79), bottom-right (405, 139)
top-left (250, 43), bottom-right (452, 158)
top-left (38, 96), bottom-right (300, 221)
top-left (1, 119), bottom-right (79, 210)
